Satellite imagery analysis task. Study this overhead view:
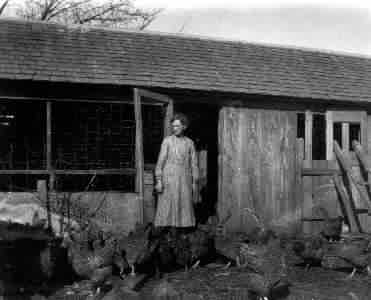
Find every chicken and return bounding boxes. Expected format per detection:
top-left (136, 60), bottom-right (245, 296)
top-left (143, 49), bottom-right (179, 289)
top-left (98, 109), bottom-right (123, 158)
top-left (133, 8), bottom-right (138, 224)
top-left (61, 228), bottom-right (122, 293)
top-left (187, 227), bottom-right (216, 268)
top-left (314, 206), bottom-right (343, 242)
top-left (291, 235), bottom-right (328, 270)
top-left (135, 227), bottom-right (178, 277)
top-left (245, 227), bottom-right (277, 245)
top-left (120, 223), bottom-right (157, 276)
top-left (239, 239), bottom-right (290, 300)
top-left (243, 272), bottom-right (289, 300)
top-left (326, 238), bottom-right (371, 279)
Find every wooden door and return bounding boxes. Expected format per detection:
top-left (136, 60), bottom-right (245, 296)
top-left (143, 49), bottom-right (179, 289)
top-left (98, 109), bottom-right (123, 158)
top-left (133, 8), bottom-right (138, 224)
top-left (133, 88), bottom-right (174, 224)
top-left (218, 107), bottom-right (298, 233)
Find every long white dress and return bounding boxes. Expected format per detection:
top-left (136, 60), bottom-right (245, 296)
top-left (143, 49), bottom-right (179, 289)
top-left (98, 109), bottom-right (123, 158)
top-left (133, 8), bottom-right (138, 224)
top-left (154, 135), bottom-right (199, 227)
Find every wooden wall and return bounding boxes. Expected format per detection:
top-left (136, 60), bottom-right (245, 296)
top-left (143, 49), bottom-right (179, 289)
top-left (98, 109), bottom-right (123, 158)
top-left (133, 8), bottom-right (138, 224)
top-left (218, 107), bottom-right (300, 233)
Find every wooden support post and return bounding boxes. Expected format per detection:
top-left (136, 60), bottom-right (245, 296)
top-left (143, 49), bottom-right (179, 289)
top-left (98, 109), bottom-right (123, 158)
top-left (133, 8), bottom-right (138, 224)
top-left (326, 111), bottom-right (333, 160)
top-left (37, 180), bottom-right (52, 232)
top-left (134, 88), bottom-right (144, 225)
top-left (305, 110), bottom-right (313, 161)
top-left (352, 140), bottom-right (371, 213)
top-left (333, 174), bottom-right (362, 233)
top-left (46, 101), bottom-right (55, 191)
top-left (353, 140), bottom-right (370, 173)
top-left (163, 100), bottom-right (174, 138)
top-left (342, 123), bottom-right (350, 152)
top-left (296, 138), bottom-right (305, 232)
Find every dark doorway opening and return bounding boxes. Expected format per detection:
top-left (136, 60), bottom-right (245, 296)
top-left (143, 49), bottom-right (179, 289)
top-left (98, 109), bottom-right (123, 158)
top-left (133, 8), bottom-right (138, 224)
top-left (174, 103), bottom-right (219, 224)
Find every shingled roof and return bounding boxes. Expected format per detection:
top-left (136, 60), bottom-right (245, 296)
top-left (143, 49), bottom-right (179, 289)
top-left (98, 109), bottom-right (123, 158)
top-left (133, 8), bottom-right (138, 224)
top-left (1, 18), bottom-right (371, 102)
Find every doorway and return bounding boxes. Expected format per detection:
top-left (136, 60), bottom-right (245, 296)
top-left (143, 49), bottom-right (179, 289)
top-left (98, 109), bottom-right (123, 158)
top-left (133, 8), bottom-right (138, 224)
top-left (175, 103), bottom-right (220, 224)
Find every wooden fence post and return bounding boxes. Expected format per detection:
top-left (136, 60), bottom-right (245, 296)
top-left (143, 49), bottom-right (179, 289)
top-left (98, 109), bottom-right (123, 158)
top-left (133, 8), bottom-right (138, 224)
top-left (37, 180), bottom-right (52, 232)
top-left (134, 88), bottom-right (144, 225)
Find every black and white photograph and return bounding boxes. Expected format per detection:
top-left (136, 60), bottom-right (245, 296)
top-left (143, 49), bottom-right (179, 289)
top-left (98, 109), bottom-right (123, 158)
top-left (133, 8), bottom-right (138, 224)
top-left (1, 0), bottom-right (371, 299)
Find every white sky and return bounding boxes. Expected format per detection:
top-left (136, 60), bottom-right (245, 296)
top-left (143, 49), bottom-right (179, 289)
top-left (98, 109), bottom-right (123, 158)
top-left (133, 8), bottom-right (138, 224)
top-left (133, 0), bottom-right (371, 56)
top-left (135, 0), bottom-right (371, 10)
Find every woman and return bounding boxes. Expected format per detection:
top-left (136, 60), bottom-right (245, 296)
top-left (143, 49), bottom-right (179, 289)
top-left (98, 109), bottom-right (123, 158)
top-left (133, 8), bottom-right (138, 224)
top-left (154, 113), bottom-right (199, 231)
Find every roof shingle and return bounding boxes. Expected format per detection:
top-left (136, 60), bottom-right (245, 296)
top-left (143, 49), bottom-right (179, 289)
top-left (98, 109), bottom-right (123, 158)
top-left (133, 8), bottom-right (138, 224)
top-left (1, 18), bottom-right (371, 102)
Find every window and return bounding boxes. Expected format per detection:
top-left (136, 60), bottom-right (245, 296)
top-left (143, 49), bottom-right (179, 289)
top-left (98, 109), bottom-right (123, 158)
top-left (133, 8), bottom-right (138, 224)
top-left (297, 110), bottom-right (366, 160)
top-left (0, 100), bottom-right (163, 192)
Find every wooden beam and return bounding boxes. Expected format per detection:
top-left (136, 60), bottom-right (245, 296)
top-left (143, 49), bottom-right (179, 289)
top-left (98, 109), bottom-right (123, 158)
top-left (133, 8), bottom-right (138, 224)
top-left (136, 88), bottom-right (173, 104)
top-left (296, 138), bottom-right (304, 232)
top-left (302, 168), bottom-right (340, 176)
top-left (134, 88), bottom-right (144, 225)
top-left (334, 140), bottom-right (371, 211)
top-left (0, 96), bottom-right (162, 106)
top-left (326, 111), bottom-right (334, 160)
top-left (353, 141), bottom-right (371, 172)
top-left (46, 101), bottom-right (55, 191)
top-left (333, 174), bottom-right (362, 233)
top-left (361, 111), bottom-right (368, 153)
top-left (164, 99), bottom-right (174, 138)
top-left (0, 169), bottom-right (136, 175)
top-left (342, 122), bottom-right (350, 152)
top-left (37, 180), bottom-right (52, 233)
top-left (305, 110), bottom-right (313, 161)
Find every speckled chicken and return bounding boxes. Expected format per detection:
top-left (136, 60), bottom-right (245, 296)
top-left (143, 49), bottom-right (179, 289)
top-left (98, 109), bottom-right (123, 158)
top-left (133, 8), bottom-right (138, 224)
top-left (325, 238), bottom-right (371, 278)
top-left (62, 228), bottom-right (124, 292)
top-left (239, 239), bottom-right (290, 300)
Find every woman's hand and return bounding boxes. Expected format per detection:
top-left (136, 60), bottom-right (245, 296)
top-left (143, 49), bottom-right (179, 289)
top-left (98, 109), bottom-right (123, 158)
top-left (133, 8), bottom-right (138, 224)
top-left (155, 180), bottom-right (163, 194)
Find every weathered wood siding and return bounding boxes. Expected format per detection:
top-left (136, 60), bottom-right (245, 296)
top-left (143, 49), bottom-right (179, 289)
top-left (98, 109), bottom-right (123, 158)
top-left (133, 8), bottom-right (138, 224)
top-left (218, 107), bottom-right (299, 232)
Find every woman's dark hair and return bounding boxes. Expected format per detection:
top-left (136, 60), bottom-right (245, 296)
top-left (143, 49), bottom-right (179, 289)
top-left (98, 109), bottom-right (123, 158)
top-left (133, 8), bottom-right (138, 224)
top-left (171, 113), bottom-right (189, 127)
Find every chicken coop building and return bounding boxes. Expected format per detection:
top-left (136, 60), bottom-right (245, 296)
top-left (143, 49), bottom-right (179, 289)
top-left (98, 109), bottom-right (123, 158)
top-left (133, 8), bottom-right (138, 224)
top-left (1, 18), bottom-right (371, 234)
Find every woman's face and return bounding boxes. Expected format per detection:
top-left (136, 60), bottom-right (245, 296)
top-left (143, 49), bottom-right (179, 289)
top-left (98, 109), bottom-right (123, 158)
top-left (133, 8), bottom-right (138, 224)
top-left (172, 119), bottom-right (185, 136)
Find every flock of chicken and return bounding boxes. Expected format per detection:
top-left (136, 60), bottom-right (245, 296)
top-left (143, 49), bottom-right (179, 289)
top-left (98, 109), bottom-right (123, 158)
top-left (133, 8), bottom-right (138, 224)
top-left (57, 210), bottom-right (371, 300)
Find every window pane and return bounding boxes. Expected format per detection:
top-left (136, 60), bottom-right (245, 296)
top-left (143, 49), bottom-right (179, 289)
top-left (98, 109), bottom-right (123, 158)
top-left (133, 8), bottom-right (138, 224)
top-left (349, 123), bottom-right (361, 147)
top-left (54, 174), bottom-right (134, 192)
top-left (0, 101), bottom-right (46, 170)
top-left (312, 114), bottom-right (326, 160)
top-left (297, 113), bottom-right (305, 139)
top-left (333, 122), bottom-right (342, 149)
top-left (52, 102), bottom-right (135, 170)
top-left (0, 174), bottom-right (49, 192)
top-left (142, 103), bottom-right (164, 165)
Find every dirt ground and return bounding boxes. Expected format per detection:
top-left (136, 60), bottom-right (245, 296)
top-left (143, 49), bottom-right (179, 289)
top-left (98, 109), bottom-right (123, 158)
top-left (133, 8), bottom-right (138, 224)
top-left (139, 265), bottom-right (371, 300)
top-left (2, 265), bottom-right (371, 300)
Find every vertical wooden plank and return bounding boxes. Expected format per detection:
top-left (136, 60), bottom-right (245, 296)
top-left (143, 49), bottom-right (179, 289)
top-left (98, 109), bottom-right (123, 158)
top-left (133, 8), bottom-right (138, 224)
top-left (305, 110), bottom-right (313, 161)
top-left (46, 101), bottom-right (55, 191)
top-left (333, 174), bottom-right (362, 233)
top-left (367, 114), bottom-right (371, 154)
top-left (296, 138), bottom-right (304, 233)
top-left (361, 111), bottom-right (368, 152)
top-left (163, 100), bottom-right (174, 138)
top-left (326, 111), bottom-right (333, 160)
top-left (217, 108), bottom-right (225, 226)
top-left (46, 101), bottom-right (52, 170)
top-left (342, 122), bottom-right (350, 152)
top-left (37, 180), bottom-right (52, 232)
top-left (134, 88), bottom-right (144, 225)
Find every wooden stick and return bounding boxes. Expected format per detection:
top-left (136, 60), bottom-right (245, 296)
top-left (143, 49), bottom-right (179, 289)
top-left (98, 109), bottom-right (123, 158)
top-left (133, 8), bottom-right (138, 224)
top-left (37, 180), bottom-right (52, 233)
top-left (334, 141), bottom-right (371, 211)
top-left (134, 88), bottom-right (144, 225)
top-left (332, 174), bottom-right (362, 233)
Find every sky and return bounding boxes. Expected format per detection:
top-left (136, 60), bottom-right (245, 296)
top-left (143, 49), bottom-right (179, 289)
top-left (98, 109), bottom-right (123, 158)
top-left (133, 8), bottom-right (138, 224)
top-left (132, 0), bottom-right (371, 56)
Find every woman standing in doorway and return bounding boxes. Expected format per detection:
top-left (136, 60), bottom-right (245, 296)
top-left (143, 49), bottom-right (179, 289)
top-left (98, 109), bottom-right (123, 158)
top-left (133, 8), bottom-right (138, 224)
top-left (154, 113), bottom-right (199, 232)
